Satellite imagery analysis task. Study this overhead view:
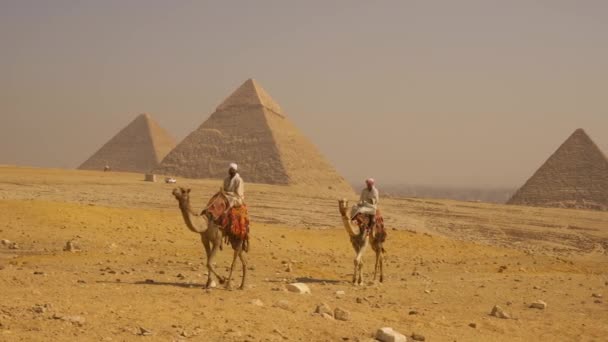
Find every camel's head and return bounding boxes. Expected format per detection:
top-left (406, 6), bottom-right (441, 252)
top-left (172, 187), bottom-right (191, 203)
top-left (338, 198), bottom-right (349, 216)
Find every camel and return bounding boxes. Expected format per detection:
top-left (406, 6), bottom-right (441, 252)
top-left (172, 187), bottom-right (248, 290)
top-left (338, 199), bottom-right (386, 285)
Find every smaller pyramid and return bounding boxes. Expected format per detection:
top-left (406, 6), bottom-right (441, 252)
top-left (508, 128), bottom-right (608, 210)
top-left (79, 113), bottom-right (176, 173)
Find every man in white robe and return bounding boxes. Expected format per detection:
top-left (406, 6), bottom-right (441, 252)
top-left (223, 163), bottom-right (245, 208)
top-left (351, 178), bottom-right (379, 228)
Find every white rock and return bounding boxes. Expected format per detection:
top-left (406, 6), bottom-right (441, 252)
top-left (321, 313), bottom-right (334, 320)
top-left (530, 300), bottom-right (547, 310)
top-left (335, 290), bottom-right (346, 296)
top-left (315, 303), bottom-right (332, 316)
top-left (250, 299), bottom-right (264, 307)
top-left (63, 240), bottom-right (80, 252)
top-left (286, 283), bottom-right (311, 294)
top-left (273, 299), bottom-right (294, 312)
top-left (334, 307), bottom-right (351, 321)
top-left (490, 305), bottom-right (510, 319)
top-left (375, 327), bottom-right (407, 342)
top-left (1, 239), bottom-right (10, 245)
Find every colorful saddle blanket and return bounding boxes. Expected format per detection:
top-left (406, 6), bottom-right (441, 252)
top-left (353, 209), bottom-right (386, 242)
top-left (205, 192), bottom-right (250, 240)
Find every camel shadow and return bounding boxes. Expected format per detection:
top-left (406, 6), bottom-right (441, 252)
top-left (294, 277), bottom-right (344, 284)
top-left (133, 280), bottom-right (204, 288)
top-left (95, 280), bottom-right (204, 289)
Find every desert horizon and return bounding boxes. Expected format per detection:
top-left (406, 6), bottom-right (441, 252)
top-left (2, 1), bottom-right (608, 341)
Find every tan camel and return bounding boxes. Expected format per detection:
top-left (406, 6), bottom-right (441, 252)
top-left (338, 199), bottom-right (386, 285)
top-left (172, 187), bottom-right (248, 290)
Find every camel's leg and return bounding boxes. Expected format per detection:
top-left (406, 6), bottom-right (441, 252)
top-left (352, 257), bottom-right (358, 285)
top-left (225, 242), bottom-right (242, 290)
top-left (238, 245), bottom-right (247, 290)
top-left (379, 246), bottom-right (384, 283)
top-left (359, 236), bottom-right (370, 285)
top-left (207, 241), bottom-right (226, 284)
top-left (373, 246), bottom-right (380, 282)
top-left (354, 238), bottom-right (368, 285)
top-left (200, 236), bottom-right (216, 288)
top-left (201, 235), bottom-right (225, 288)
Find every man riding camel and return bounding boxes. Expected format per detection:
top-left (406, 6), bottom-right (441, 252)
top-left (352, 178), bottom-right (379, 230)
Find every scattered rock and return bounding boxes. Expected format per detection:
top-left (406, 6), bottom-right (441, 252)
top-left (335, 290), bottom-right (346, 296)
top-left (490, 305), bottom-right (510, 319)
top-left (273, 300), bottom-right (293, 311)
top-left (592, 293), bottom-right (602, 298)
top-left (251, 299), bottom-right (264, 307)
top-left (408, 310), bottom-right (418, 315)
top-left (321, 313), bottom-right (334, 320)
top-left (144, 279), bottom-right (155, 284)
top-left (334, 307), bottom-right (351, 321)
top-left (31, 304), bottom-right (49, 314)
top-left (53, 314), bottom-right (85, 326)
top-left (63, 240), bottom-right (80, 252)
top-left (225, 328), bottom-right (242, 338)
top-left (285, 263), bottom-right (292, 272)
top-left (286, 283), bottom-right (310, 294)
top-left (469, 322), bottom-right (477, 328)
top-left (530, 300), bottom-right (547, 310)
top-left (137, 327), bottom-right (153, 336)
top-left (411, 333), bottom-right (425, 341)
top-left (273, 328), bottom-right (288, 340)
top-left (315, 303), bottom-right (332, 316)
top-left (424, 290), bottom-right (431, 294)
top-left (8, 242), bottom-right (19, 250)
top-left (1, 239), bottom-right (10, 246)
top-left (375, 327), bottom-right (407, 342)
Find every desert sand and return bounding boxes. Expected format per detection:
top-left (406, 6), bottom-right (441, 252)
top-left (1, 166), bottom-right (607, 341)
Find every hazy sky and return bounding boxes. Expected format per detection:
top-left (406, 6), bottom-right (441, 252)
top-left (1, 0), bottom-right (607, 187)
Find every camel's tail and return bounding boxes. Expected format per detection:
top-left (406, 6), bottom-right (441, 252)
top-left (243, 235), bottom-right (250, 253)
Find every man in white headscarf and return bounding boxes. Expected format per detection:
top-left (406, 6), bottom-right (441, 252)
top-left (223, 163), bottom-right (245, 208)
top-left (351, 178), bottom-right (379, 228)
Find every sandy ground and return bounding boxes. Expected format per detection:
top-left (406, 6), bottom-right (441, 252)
top-left (0, 166), bottom-right (607, 341)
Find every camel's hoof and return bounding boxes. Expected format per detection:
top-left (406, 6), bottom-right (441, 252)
top-left (218, 277), bottom-right (226, 285)
top-left (238, 285), bottom-right (245, 291)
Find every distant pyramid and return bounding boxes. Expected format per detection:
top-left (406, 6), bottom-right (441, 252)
top-left (508, 129), bottom-right (608, 210)
top-left (79, 113), bottom-right (176, 173)
top-left (155, 79), bottom-right (352, 193)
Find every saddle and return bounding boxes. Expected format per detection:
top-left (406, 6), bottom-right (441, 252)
top-left (204, 190), bottom-right (250, 243)
top-left (353, 209), bottom-right (386, 242)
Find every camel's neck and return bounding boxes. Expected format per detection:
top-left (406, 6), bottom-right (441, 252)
top-left (178, 200), bottom-right (208, 233)
top-left (339, 209), bottom-right (359, 237)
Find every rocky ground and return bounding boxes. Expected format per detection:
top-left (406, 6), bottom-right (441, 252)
top-left (0, 166), bottom-right (607, 341)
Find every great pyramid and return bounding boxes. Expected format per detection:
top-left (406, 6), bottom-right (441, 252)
top-left (79, 113), bottom-right (176, 173)
top-left (155, 79), bottom-right (353, 193)
top-left (508, 128), bottom-right (608, 210)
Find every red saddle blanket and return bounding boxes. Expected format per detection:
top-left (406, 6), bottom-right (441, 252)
top-left (205, 192), bottom-right (250, 240)
top-left (354, 209), bottom-right (386, 241)
top-left (221, 205), bottom-right (250, 240)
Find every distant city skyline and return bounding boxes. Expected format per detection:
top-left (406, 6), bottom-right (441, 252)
top-left (1, 0), bottom-right (607, 187)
